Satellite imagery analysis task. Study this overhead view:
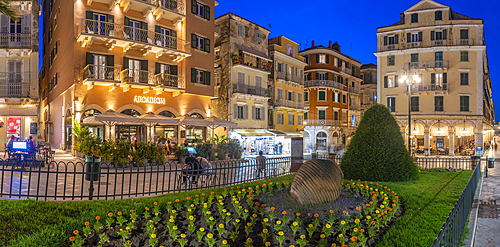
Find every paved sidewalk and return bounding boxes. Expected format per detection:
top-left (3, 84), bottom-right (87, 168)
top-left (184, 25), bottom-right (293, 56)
top-left (463, 146), bottom-right (500, 246)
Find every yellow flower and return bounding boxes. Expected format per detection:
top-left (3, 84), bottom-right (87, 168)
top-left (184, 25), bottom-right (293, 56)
top-left (276, 220), bottom-right (282, 225)
top-left (376, 210), bottom-right (380, 214)
top-left (354, 228), bottom-right (358, 232)
top-left (189, 216), bottom-right (194, 220)
top-left (246, 238), bottom-right (252, 242)
top-left (381, 205), bottom-right (385, 208)
top-left (247, 222), bottom-right (252, 226)
top-left (173, 226), bottom-right (178, 230)
top-left (308, 224), bottom-right (313, 228)
top-left (263, 229), bottom-right (268, 233)
top-left (209, 217), bottom-right (214, 221)
top-left (354, 219), bottom-right (360, 224)
top-left (339, 234), bottom-right (344, 238)
top-left (169, 219), bottom-right (174, 223)
top-left (236, 219), bottom-right (240, 223)
top-left (367, 216), bottom-right (372, 220)
top-left (206, 211), bottom-right (211, 215)
top-left (191, 204), bottom-right (195, 207)
top-left (188, 209), bottom-right (192, 212)
top-left (223, 209), bottom-right (227, 213)
top-left (244, 209), bottom-right (249, 213)
top-left (252, 214), bottom-right (257, 218)
top-left (341, 221), bottom-right (346, 225)
top-left (278, 231), bottom-right (284, 236)
top-left (207, 233), bottom-right (213, 239)
top-left (200, 228), bottom-right (205, 232)
top-left (320, 234), bottom-right (326, 238)
top-left (226, 213), bottom-right (231, 216)
top-left (126, 227), bottom-right (130, 230)
top-left (219, 224), bottom-right (224, 228)
top-left (300, 235), bottom-right (306, 239)
top-left (172, 210), bottom-right (176, 213)
top-left (293, 222), bottom-right (298, 226)
top-left (265, 242), bottom-right (271, 246)
top-left (326, 224), bottom-right (331, 228)
top-left (222, 240), bottom-right (228, 244)
top-left (263, 218), bottom-right (269, 222)
top-left (181, 234), bottom-right (186, 238)
top-left (151, 234), bottom-right (156, 239)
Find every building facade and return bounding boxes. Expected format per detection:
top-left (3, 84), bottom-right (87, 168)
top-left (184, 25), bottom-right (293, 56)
top-left (0, 1), bottom-right (39, 151)
top-left (212, 13), bottom-right (273, 155)
top-left (41, 0), bottom-right (216, 151)
top-left (268, 36), bottom-right (307, 154)
top-left (299, 41), bottom-right (362, 154)
top-left (360, 63), bottom-right (377, 114)
top-left (375, 0), bottom-right (495, 155)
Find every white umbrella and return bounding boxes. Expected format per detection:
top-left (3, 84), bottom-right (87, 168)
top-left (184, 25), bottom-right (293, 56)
top-left (83, 109), bottom-right (140, 139)
top-left (137, 112), bottom-right (179, 141)
top-left (205, 116), bottom-right (238, 143)
top-left (176, 115), bottom-right (211, 126)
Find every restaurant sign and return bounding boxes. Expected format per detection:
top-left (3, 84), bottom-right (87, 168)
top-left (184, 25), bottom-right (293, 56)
top-left (133, 96), bottom-right (166, 105)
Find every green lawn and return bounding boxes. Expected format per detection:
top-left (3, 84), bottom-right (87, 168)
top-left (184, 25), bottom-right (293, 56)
top-left (0, 171), bottom-right (472, 247)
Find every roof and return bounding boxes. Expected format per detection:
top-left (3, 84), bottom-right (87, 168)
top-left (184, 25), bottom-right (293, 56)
top-left (361, 63), bottom-right (377, 69)
top-left (450, 10), bottom-right (474, 20)
top-left (215, 12), bottom-right (271, 33)
top-left (299, 45), bottom-right (361, 64)
top-left (236, 44), bottom-right (272, 61)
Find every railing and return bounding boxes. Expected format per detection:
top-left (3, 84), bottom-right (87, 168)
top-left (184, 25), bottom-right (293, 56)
top-left (0, 72), bottom-right (31, 98)
top-left (432, 157), bottom-right (481, 246)
top-left (120, 69), bottom-right (153, 85)
top-left (304, 80), bottom-right (345, 90)
top-left (383, 44), bottom-right (398, 51)
top-left (232, 56), bottom-right (273, 73)
top-left (0, 33), bottom-right (31, 49)
top-left (153, 73), bottom-right (185, 89)
top-left (339, 67), bottom-right (352, 74)
top-left (232, 84), bottom-right (270, 97)
top-left (349, 87), bottom-right (360, 94)
top-left (79, 19), bottom-right (191, 53)
top-left (275, 99), bottom-right (303, 109)
top-left (456, 38), bottom-right (474, 46)
top-left (276, 72), bottom-right (303, 84)
top-left (156, 0), bottom-right (185, 15)
top-left (416, 157), bottom-right (476, 170)
top-left (404, 83), bottom-right (449, 93)
top-left (432, 40), bottom-right (447, 46)
top-left (349, 104), bottom-right (359, 111)
top-left (0, 157), bottom-right (291, 201)
top-left (404, 60), bottom-right (449, 70)
top-left (83, 64), bottom-right (121, 81)
top-left (406, 42), bottom-right (421, 48)
top-left (306, 119), bottom-right (341, 126)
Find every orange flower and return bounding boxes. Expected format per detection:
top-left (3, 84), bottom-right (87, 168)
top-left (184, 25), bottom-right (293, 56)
top-left (343, 210), bottom-right (347, 214)
top-left (268, 179), bottom-right (271, 182)
top-left (377, 214), bottom-right (381, 217)
top-left (262, 204), bottom-right (266, 207)
top-left (329, 210), bottom-right (333, 214)
top-left (224, 188), bottom-right (227, 190)
top-left (369, 201), bottom-right (373, 205)
top-left (167, 202), bottom-right (172, 205)
top-left (145, 207), bottom-right (149, 211)
top-left (351, 236), bottom-right (357, 242)
top-left (387, 189), bottom-right (391, 191)
top-left (237, 186), bottom-right (241, 189)
top-left (282, 211), bottom-right (287, 215)
top-left (342, 245), bottom-right (348, 247)
top-left (370, 182), bottom-right (373, 184)
top-left (366, 204), bottom-right (370, 207)
top-left (108, 213), bottom-right (113, 217)
top-left (196, 194), bottom-right (199, 197)
top-left (271, 207), bottom-right (276, 211)
top-left (175, 199), bottom-right (180, 202)
top-left (356, 207), bottom-right (360, 211)
top-left (358, 179), bottom-right (360, 181)
top-left (211, 192), bottom-right (215, 194)
top-left (314, 214), bottom-right (319, 218)
top-left (117, 212), bottom-right (122, 216)
top-left (69, 236), bottom-right (75, 242)
top-left (250, 182), bottom-right (253, 184)
top-left (186, 197), bottom-right (191, 200)
top-left (388, 208), bottom-right (393, 212)
top-left (257, 181), bottom-right (260, 184)
top-left (393, 200), bottom-right (396, 203)
top-left (154, 202), bottom-right (158, 205)
top-left (73, 230), bottom-right (79, 235)
top-left (360, 229), bottom-right (365, 233)
top-left (396, 196), bottom-right (399, 199)
top-left (85, 222), bottom-right (90, 226)
top-left (371, 221), bottom-right (375, 225)
top-left (231, 187), bottom-right (234, 189)
top-left (392, 204), bottom-right (396, 207)
top-left (296, 213), bottom-right (301, 216)
top-left (243, 184), bottom-right (246, 187)
top-left (130, 209), bottom-right (135, 212)
top-left (96, 216), bottom-right (100, 220)
top-left (255, 202), bottom-right (260, 205)
top-left (278, 178), bottom-right (281, 180)
top-left (202, 193), bottom-right (206, 196)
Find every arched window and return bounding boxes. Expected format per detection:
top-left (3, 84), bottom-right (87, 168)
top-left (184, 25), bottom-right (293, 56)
top-left (65, 109), bottom-right (73, 126)
top-left (121, 109), bottom-right (141, 117)
top-left (316, 132), bottom-right (327, 150)
top-left (158, 110), bottom-right (176, 118)
top-left (190, 113), bottom-right (204, 119)
top-left (81, 109), bottom-right (102, 122)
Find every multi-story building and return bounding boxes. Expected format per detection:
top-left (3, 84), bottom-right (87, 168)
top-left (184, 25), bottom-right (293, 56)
top-left (0, 1), bottom-right (39, 150)
top-left (299, 41), bottom-right (362, 154)
top-left (360, 63), bottom-right (377, 114)
top-left (41, 0), bottom-right (216, 151)
top-left (375, 0), bottom-right (495, 155)
top-left (267, 36), bottom-right (307, 154)
top-left (212, 13), bottom-right (273, 155)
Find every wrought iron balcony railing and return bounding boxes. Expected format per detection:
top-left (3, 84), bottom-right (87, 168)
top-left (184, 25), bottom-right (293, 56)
top-left (153, 73), bottom-right (185, 89)
top-left (431, 40), bottom-right (447, 46)
top-left (404, 60), bottom-right (449, 70)
top-left (0, 72), bottom-right (31, 98)
top-left (232, 84), bottom-right (270, 97)
top-left (456, 38), bottom-right (475, 46)
top-left (84, 65), bottom-right (121, 81)
top-left (276, 72), bottom-right (303, 84)
top-left (305, 119), bottom-right (341, 127)
top-left (349, 87), bottom-right (360, 94)
top-left (304, 80), bottom-right (345, 90)
top-left (0, 33), bottom-right (31, 49)
top-left (406, 41), bottom-right (421, 48)
top-left (403, 83), bottom-right (449, 93)
top-left (275, 99), bottom-right (303, 109)
top-left (232, 56), bottom-right (273, 73)
top-left (339, 66), bottom-right (352, 74)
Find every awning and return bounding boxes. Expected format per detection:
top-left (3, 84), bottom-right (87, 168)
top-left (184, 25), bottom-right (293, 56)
top-left (268, 130), bottom-right (287, 136)
top-left (0, 105), bottom-right (37, 116)
top-left (232, 129), bottom-right (273, 137)
top-left (236, 44), bottom-right (272, 61)
top-left (284, 132), bottom-right (302, 137)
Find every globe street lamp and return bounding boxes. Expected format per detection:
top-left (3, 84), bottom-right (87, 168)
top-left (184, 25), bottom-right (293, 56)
top-left (400, 72), bottom-right (421, 151)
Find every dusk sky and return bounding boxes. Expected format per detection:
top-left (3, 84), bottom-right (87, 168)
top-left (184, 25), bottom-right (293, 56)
top-left (39, 0), bottom-right (500, 119)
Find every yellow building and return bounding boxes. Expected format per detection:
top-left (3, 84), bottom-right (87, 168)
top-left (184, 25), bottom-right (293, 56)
top-left (268, 36), bottom-right (307, 154)
top-left (375, 0), bottom-right (495, 155)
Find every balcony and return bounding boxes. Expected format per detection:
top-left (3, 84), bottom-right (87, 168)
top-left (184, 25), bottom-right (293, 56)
top-left (456, 38), bottom-right (475, 46)
top-left (403, 83), bottom-right (449, 93)
top-left (88, 0), bottom-right (185, 22)
top-left (431, 40), bottom-right (447, 47)
top-left (276, 72), bottom-right (303, 84)
top-left (383, 44), bottom-right (398, 51)
top-left (406, 42), bottom-right (421, 48)
top-left (349, 104), bottom-right (359, 111)
top-left (304, 80), bottom-right (345, 90)
top-left (232, 84), bottom-right (270, 97)
top-left (0, 33), bottom-right (31, 49)
top-left (77, 19), bottom-right (191, 59)
top-left (275, 99), bottom-right (303, 109)
top-left (83, 65), bottom-right (184, 93)
top-left (339, 66), bottom-right (352, 75)
top-left (305, 119), bottom-right (341, 127)
top-left (404, 60), bottom-right (449, 70)
top-left (232, 55), bottom-right (272, 74)
top-left (0, 72), bottom-right (30, 98)
top-left (349, 87), bottom-right (360, 94)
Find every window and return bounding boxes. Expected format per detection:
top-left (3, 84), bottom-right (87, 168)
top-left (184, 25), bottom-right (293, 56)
top-left (277, 113), bottom-right (284, 125)
top-left (49, 73), bottom-right (58, 91)
top-left (342, 111), bottom-right (347, 122)
top-left (288, 114), bottom-right (295, 125)
top-left (431, 30), bottom-right (447, 41)
top-left (407, 32), bottom-right (422, 42)
top-left (460, 96), bottom-right (469, 112)
top-left (460, 73), bottom-right (469, 85)
top-left (277, 88), bottom-right (283, 100)
top-left (387, 56), bottom-right (395, 66)
top-left (387, 97), bottom-right (395, 112)
top-left (191, 0), bottom-right (210, 20)
top-left (298, 115), bottom-right (303, 126)
top-left (334, 92), bottom-right (339, 103)
top-left (253, 106), bottom-right (264, 120)
top-left (435, 96), bottom-right (443, 111)
top-left (238, 25), bottom-right (245, 37)
top-left (191, 34), bottom-right (210, 52)
top-left (460, 51), bottom-right (469, 62)
top-left (460, 29), bottom-right (469, 40)
top-left (286, 91), bottom-right (295, 101)
top-left (318, 110), bottom-right (326, 120)
top-left (410, 97), bottom-right (419, 112)
top-left (304, 56), bottom-right (309, 64)
top-left (317, 72), bottom-right (326, 80)
top-left (256, 32), bottom-right (262, 44)
top-left (431, 72), bottom-right (447, 85)
top-left (191, 68), bottom-right (211, 85)
top-left (334, 57), bottom-right (339, 67)
top-left (318, 90), bottom-right (326, 101)
top-left (235, 105), bottom-right (247, 119)
top-left (318, 54), bottom-right (327, 64)
top-left (383, 75), bottom-right (399, 88)
top-left (298, 93), bottom-right (302, 103)
top-left (286, 44), bottom-right (295, 57)
top-left (435, 11), bottom-right (442, 20)
top-left (304, 92), bottom-right (309, 101)
top-left (333, 111), bottom-right (338, 121)
top-left (411, 54), bottom-right (419, 63)
top-left (342, 94), bottom-right (346, 104)
top-left (304, 112), bottom-right (308, 120)
top-left (411, 13), bottom-right (418, 23)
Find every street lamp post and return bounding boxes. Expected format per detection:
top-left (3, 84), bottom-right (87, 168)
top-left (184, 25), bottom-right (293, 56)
top-left (400, 72), bottom-right (421, 151)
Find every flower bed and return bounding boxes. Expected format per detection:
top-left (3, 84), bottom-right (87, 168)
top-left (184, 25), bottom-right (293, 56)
top-left (69, 177), bottom-right (401, 247)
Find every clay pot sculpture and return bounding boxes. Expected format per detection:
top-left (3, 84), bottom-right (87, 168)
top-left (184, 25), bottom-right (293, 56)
top-left (290, 159), bottom-right (343, 205)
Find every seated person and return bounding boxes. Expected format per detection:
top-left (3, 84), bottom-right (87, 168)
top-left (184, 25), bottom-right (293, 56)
top-left (27, 136), bottom-right (35, 149)
top-left (182, 150), bottom-right (203, 186)
top-left (5, 135), bottom-right (15, 158)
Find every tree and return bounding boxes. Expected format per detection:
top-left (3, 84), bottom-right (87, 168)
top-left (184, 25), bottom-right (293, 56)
top-left (0, 0), bottom-right (18, 21)
top-left (340, 104), bottom-right (418, 182)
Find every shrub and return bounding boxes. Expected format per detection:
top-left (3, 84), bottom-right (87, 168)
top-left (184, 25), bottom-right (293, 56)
top-left (195, 142), bottom-right (213, 159)
top-left (340, 104), bottom-right (418, 182)
top-left (175, 145), bottom-right (188, 158)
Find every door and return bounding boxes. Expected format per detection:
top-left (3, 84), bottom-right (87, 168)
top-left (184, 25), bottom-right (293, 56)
top-left (437, 137), bottom-right (444, 149)
top-left (65, 126), bottom-right (72, 150)
top-left (9, 17), bottom-right (21, 45)
top-left (93, 54), bottom-right (106, 79)
top-left (129, 59), bottom-right (140, 83)
top-left (237, 72), bottom-right (245, 93)
top-left (92, 13), bottom-right (106, 35)
top-left (129, 20), bottom-right (140, 41)
top-left (6, 60), bottom-right (22, 97)
top-left (435, 52), bottom-right (443, 67)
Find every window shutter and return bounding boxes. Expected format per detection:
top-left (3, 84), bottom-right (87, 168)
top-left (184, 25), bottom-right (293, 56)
top-left (85, 11), bottom-right (93, 20)
top-left (205, 6), bottom-right (210, 20)
top-left (22, 15), bottom-right (30, 34)
top-left (325, 73), bottom-right (328, 80)
top-left (191, 0), bottom-right (197, 14)
top-left (234, 104), bottom-right (238, 119)
top-left (86, 52), bottom-right (93, 65)
top-left (443, 73), bottom-right (447, 84)
top-left (191, 68), bottom-right (197, 83)
top-left (443, 29), bottom-right (447, 39)
top-left (252, 106), bottom-right (256, 120)
top-left (106, 55), bottom-right (114, 67)
top-left (315, 72), bottom-right (319, 80)
top-left (123, 57), bottom-right (129, 69)
top-left (431, 73), bottom-right (435, 84)
top-left (418, 31), bottom-right (422, 41)
top-left (140, 60), bottom-right (148, 71)
top-left (107, 14), bottom-right (114, 23)
top-left (407, 33), bottom-right (411, 42)
top-left (326, 55), bottom-right (329, 64)
top-left (395, 34), bottom-right (399, 44)
top-left (205, 38), bottom-right (210, 53)
top-left (383, 36), bottom-right (387, 46)
top-left (205, 71), bottom-right (211, 85)
top-left (191, 33), bottom-right (197, 48)
top-left (395, 75), bottom-right (399, 87)
top-left (155, 63), bottom-right (160, 74)
top-left (316, 54), bottom-right (319, 63)
top-left (275, 61), bottom-right (278, 71)
top-left (261, 107), bottom-right (265, 121)
top-left (384, 76), bottom-right (388, 88)
top-left (155, 25), bottom-right (161, 33)
top-left (0, 15), bottom-right (7, 33)
top-left (431, 31), bottom-right (435, 41)
top-left (171, 65), bottom-right (178, 75)
top-left (244, 105), bottom-right (248, 119)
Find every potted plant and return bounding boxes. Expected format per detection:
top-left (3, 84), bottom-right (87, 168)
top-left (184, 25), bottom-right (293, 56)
top-left (175, 145), bottom-right (189, 163)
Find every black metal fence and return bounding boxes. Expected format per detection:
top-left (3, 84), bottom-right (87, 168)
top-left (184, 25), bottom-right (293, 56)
top-left (431, 158), bottom-right (482, 246)
top-left (0, 157), bottom-right (291, 201)
top-left (416, 157), bottom-right (477, 170)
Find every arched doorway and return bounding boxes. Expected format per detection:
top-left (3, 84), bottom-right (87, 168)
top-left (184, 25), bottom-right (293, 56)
top-left (64, 109), bottom-right (73, 150)
top-left (116, 109), bottom-right (145, 142)
top-left (187, 113), bottom-right (205, 142)
top-left (81, 109), bottom-right (104, 140)
top-left (156, 111), bottom-right (178, 143)
top-left (316, 132), bottom-right (327, 151)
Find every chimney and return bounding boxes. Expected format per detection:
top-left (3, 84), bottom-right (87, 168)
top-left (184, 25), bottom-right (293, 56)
top-left (311, 40), bottom-right (315, 47)
top-left (400, 13), bottom-right (404, 21)
top-left (329, 40), bottom-right (332, 48)
top-left (332, 42), bottom-right (340, 52)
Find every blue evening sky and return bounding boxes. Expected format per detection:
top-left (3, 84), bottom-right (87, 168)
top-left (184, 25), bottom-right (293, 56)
top-left (38, 0), bottom-right (500, 120)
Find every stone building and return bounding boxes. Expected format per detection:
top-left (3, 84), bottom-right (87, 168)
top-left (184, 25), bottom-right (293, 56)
top-left (375, 0), bottom-right (495, 155)
top-left (212, 13), bottom-right (273, 155)
top-left (360, 63), bottom-right (377, 114)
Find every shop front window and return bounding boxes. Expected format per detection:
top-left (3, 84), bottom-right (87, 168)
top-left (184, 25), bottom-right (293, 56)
top-left (155, 126), bottom-right (178, 143)
top-left (158, 110), bottom-right (176, 118)
top-left (7, 117), bottom-right (21, 138)
top-left (186, 127), bottom-right (205, 143)
top-left (81, 109), bottom-right (101, 122)
top-left (316, 132), bottom-right (327, 150)
top-left (115, 125), bottom-right (146, 143)
top-left (121, 109), bottom-right (141, 117)
top-left (190, 113), bottom-right (204, 119)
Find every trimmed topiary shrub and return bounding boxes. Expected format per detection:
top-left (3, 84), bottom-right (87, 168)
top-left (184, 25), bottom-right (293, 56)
top-left (340, 104), bottom-right (418, 182)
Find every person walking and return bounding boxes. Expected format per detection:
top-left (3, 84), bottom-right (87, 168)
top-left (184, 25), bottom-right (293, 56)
top-left (256, 151), bottom-right (266, 178)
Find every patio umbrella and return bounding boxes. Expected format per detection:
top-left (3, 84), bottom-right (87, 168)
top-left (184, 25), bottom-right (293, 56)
top-left (176, 115), bottom-right (211, 127)
top-left (137, 112), bottom-right (179, 141)
top-left (205, 116), bottom-right (238, 143)
top-left (83, 109), bottom-right (141, 139)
